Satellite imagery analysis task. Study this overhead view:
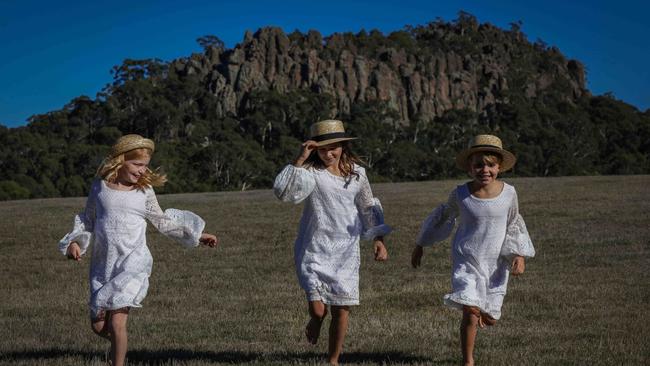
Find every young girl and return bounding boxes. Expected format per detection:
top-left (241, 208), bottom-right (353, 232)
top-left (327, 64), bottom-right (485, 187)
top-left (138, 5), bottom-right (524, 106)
top-left (58, 134), bottom-right (218, 366)
top-left (411, 134), bottom-right (535, 366)
top-left (273, 119), bottom-right (391, 365)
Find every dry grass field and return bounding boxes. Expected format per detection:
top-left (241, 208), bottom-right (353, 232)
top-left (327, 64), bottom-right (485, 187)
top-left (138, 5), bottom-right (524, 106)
top-left (1, 175), bottom-right (648, 365)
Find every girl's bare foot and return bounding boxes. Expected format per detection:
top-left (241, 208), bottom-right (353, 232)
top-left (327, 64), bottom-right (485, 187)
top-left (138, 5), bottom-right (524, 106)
top-left (305, 317), bottom-right (323, 344)
top-left (480, 312), bottom-right (497, 326)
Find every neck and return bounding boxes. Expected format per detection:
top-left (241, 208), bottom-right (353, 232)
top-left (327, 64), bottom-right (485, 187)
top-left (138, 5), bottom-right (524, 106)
top-left (469, 180), bottom-right (502, 198)
top-left (108, 179), bottom-right (136, 191)
top-left (326, 164), bottom-right (341, 176)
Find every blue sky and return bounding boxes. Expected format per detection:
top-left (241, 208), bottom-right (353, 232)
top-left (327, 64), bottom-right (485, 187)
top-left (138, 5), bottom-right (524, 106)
top-left (1, 0), bottom-right (648, 127)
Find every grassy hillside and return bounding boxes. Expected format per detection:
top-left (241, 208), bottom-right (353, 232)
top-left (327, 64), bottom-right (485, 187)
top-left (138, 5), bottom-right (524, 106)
top-left (1, 175), bottom-right (648, 365)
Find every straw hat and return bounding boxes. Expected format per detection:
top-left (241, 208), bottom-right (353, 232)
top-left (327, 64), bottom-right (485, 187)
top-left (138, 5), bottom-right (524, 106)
top-left (455, 134), bottom-right (516, 172)
top-left (109, 134), bottom-right (155, 158)
top-left (309, 119), bottom-right (357, 147)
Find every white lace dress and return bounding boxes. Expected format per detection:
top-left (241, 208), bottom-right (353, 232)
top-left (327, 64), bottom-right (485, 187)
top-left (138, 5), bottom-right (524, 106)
top-left (58, 179), bottom-right (205, 318)
top-left (417, 182), bottom-right (535, 319)
top-left (274, 164), bottom-right (392, 306)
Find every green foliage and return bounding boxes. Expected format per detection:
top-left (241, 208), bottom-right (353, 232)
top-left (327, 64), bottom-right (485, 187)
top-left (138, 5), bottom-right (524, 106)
top-left (0, 180), bottom-right (30, 200)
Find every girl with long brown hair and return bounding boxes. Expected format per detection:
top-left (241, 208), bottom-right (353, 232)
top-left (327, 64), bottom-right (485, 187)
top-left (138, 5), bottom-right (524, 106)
top-left (274, 119), bottom-right (391, 365)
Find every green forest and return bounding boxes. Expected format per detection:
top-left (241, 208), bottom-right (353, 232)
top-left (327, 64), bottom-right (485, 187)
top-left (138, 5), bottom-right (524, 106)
top-left (1, 14), bottom-right (649, 200)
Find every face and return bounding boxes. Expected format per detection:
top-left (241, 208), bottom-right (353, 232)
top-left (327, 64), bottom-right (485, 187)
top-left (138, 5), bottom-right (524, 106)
top-left (468, 153), bottom-right (500, 186)
top-left (316, 143), bottom-right (343, 167)
top-left (116, 156), bottom-right (151, 185)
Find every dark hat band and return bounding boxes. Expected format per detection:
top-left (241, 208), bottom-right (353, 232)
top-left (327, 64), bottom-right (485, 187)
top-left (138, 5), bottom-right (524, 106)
top-left (312, 132), bottom-right (348, 142)
top-left (470, 144), bottom-right (502, 150)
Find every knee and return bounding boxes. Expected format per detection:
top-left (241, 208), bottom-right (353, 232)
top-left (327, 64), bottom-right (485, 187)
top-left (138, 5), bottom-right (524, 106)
top-left (462, 306), bottom-right (480, 326)
top-left (109, 320), bottom-right (126, 335)
top-left (91, 321), bottom-right (105, 335)
top-left (108, 310), bottom-right (129, 334)
top-left (331, 305), bottom-right (350, 320)
top-left (309, 303), bottom-right (328, 320)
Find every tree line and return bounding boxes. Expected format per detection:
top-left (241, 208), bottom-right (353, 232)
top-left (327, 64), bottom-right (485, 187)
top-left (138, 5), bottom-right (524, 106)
top-left (1, 14), bottom-right (648, 200)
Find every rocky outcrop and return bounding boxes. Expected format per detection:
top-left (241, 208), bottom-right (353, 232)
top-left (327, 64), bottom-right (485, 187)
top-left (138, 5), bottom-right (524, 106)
top-left (171, 26), bottom-right (588, 123)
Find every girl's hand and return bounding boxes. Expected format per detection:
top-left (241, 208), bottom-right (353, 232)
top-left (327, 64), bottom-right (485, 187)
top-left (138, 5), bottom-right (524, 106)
top-left (66, 242), bottom-right (82, 261)
top-left (411, 246), bottom-right (423, 268)
top-left (373, 239), bottom-right (388, 261)
top-left (511, 255), bottom-right (525, 275)
top-left (294, 140), bottom-right (318, 167)
top-left (199, 233), bottom-right (219, 248)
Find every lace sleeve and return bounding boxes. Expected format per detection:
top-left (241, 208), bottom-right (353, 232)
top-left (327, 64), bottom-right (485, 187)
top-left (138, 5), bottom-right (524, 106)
top-left (500, 190), bottom-right (535, 259)
top-left (416, 189), bottom-right (459, 247)
top-left (355, 168), bottom-right (392, 241)
top-left (145, 188), bottom-right (206, 248)
top-left (273, 164), bottom-right (316, 204)
top-left (58, 180), bottom-right (98, 256)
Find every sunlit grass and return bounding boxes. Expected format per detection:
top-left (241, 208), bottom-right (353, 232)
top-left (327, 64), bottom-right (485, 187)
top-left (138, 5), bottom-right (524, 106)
top-left (1, 175), bottom-right (648, 365)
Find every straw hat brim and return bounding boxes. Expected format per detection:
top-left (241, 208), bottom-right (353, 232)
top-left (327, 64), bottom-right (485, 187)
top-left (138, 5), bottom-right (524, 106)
top-left (313, 137), bottom-right (357, 147)
top-left (456, 146), bottom-right (516, 172)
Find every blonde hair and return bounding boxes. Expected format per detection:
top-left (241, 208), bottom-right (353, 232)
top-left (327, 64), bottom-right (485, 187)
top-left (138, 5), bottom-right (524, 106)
top-left (96, 148), bottom-right (167, 189)
top-left (303, 141), bottom-right (363, 180)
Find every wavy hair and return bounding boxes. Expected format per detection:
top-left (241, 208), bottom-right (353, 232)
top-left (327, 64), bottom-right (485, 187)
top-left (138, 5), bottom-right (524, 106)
top-left (96, 148), bottom-right (167, 189)
top-left (303, 141), bottom-right (364, 180)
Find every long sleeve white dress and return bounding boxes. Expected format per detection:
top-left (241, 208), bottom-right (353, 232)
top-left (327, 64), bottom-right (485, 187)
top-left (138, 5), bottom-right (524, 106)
top-left (416, 182), bottom-right (535, 319)
top-left (58, 179), bottom-right (205, 318)
top-left (274, 164), bottom-right (391, 306)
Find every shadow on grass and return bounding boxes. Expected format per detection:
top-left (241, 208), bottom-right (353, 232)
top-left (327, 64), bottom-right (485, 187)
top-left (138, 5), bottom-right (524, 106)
top-left (1, 348), bottom-right (455, 364)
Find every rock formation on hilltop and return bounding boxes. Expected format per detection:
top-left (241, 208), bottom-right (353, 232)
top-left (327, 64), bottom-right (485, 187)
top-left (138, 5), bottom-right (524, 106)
top-left (170, 20), bottom-right (588, 124)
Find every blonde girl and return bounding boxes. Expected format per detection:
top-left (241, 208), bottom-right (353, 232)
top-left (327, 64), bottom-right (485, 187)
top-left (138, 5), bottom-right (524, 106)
top-left (273, 120), bottom-right (391, 365)
top-left (411, 134), bottom-right (535, 366)
top-left (59, 134), bottom-right (218, 366)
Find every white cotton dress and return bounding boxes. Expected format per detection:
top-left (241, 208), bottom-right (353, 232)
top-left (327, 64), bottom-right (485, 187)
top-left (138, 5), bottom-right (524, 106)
top-left (416, 182), bottom-right (535, 319)
top-left (58, 179), bottom-right (205, 318)
top-left (273, 164), bottom-right (392, 306)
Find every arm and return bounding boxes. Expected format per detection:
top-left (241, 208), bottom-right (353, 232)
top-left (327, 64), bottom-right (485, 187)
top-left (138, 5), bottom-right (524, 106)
top-left (415, 189), bottom-right (459, 247)
top-left (501, 190), bottom-right (535, 275)
top-left (273, 165), bottom-right (317, 204)
top-left (58, 180), bottom-right (98, 259)
top-left (355, 168), bottom-right (392, 261)
top-left (273, 141), bottom-right (318, 203)
top-left (412, 189), bottom-right (459, 268)
top-left (144, 188), bottom-right (216, 248)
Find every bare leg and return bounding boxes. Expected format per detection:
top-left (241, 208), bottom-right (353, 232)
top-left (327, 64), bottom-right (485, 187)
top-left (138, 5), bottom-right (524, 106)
top-left (327, 305), bottom-right (349, 365)
top-left (461, 306), bottom-right (480, 366)
top-left (91, 310), bottom-right (111, 341)
top-left (108, 308), bottom-right (129, 366)
top-left (306, 300), bottom-right (328, 344)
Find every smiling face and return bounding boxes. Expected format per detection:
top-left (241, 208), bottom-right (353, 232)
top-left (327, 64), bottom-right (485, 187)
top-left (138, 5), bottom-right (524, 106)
top-left (468, 152), bottom-right (501, 187)
top-left (116, 149), bottom-right (151, 186)
top-left (316, 142), bottom-right (343, 168)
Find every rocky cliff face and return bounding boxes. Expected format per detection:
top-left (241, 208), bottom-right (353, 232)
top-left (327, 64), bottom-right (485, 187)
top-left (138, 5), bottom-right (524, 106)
top-left (170, 26), bottom-right (588, 124)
